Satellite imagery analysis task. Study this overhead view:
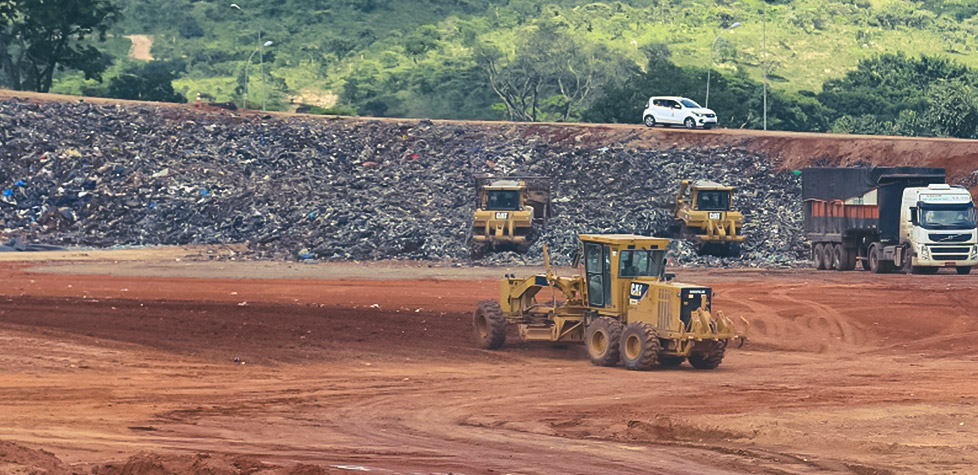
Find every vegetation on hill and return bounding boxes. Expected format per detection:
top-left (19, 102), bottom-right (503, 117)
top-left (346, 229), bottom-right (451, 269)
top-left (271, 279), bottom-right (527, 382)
top-left (6, 0), bottom-right (978, 137)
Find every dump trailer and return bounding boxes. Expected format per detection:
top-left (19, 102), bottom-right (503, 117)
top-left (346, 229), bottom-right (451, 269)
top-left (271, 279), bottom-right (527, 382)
top-left (472, 234), bottom-right (744, 370)
top-left (672, 180), bottom-right (744, 256)
top-left (802, 167), bottom-right (978, 274)
top-left (471, 175), bottom-right (551, 255)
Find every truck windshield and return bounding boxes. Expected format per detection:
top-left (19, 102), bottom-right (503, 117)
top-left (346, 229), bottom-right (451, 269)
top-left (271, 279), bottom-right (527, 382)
top-left (919, 204), bottom-right (977, 230)
top-left (697, 190), bottom-right (730, 211)
top-left (486, 190), bottom-right (520, 210)
top-left (618, 249), bottom-right (667, 278)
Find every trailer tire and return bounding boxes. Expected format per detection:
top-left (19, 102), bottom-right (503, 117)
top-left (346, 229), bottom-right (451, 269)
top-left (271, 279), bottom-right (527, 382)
top-left (473, 300), bottom-right (507, 350)
top-left (831, 244), bottom-right (844, 270)
top-left (845, 246), bottom-right (857, 270)
top-left (814, 243), bottom-right (826, 270)
top-left (957, 266), bottom-right (973, 275)
top-left (689, 339), bottom-right (728, 370)
top-left (586, 317), bottom-right (623, 367)
top-left (620, 322), bottom-right (661, 371)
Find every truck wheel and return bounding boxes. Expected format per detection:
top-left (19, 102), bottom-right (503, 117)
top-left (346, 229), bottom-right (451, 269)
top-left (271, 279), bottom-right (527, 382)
top-left (912, 266), bottom-right (939, 274)
top-left (957, 266), bottom-right (973, 275)
top-left (845, 246), bottom-right (857, 270)
top-left (814, 243), bottom-right (826, 270)
top-left (831, 244), bottom-right (844, 270)
top-left (586, 317), bottom-right (623, 367)
top-left (473, 300), bottom-right (507, 350)
top-left (688, 339), bottom-right (728, 370)
top-left (869, 244), bottom-right (893, 273)
top-left (658, 355), bottom-right (685, 367)
top-left (620, 322), bottom-right (661, 371)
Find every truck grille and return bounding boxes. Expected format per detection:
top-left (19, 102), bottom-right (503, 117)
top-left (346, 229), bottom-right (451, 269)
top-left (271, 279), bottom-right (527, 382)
top-left (929, 233), bottom-right (972, 242)
top-left (930, 246), bottom-right (971, 254)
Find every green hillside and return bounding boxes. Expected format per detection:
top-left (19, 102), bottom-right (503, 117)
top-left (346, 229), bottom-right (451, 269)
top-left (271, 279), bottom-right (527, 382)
top-left (49, 0), bottom-right (978, 123)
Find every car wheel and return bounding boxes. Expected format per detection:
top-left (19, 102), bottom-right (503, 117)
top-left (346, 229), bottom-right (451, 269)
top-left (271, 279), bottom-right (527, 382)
top-left (684, 117), bottom-right (696, 129)
top-left (643, 115), bottom-right (656, 127)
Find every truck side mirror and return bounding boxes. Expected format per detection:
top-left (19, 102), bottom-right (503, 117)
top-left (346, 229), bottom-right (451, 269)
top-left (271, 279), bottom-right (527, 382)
top-left (909, 207), bottom-right (918, 225)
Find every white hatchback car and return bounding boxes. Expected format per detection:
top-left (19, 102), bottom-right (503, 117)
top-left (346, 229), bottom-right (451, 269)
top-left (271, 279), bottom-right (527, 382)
top-left (642, 96), bottom-right (717, 129)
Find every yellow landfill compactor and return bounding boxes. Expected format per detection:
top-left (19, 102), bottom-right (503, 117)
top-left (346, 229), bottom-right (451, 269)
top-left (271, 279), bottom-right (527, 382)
top-left (473, 234), bottom-right (744, 370)
top-left (672, 179), bottom-right (745, 256)
top-left (471, 175), bottom-right (551, 255)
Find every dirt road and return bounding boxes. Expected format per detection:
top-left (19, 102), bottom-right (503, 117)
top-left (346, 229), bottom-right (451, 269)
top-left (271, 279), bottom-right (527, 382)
top-left (0, 250), bottom-right (976, 474)
top-left (124, 34), bottom-right (154, 61)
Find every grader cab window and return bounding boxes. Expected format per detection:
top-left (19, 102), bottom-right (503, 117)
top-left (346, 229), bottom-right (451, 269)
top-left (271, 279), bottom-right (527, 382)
top-left (486, 190), bottom-right (520, 211)
top-left (696, 190), bottom-right (730, 211)
top-left (618, 250), bottom-right (666, 278)
top-left (585, 242), bottom-right (611, 307)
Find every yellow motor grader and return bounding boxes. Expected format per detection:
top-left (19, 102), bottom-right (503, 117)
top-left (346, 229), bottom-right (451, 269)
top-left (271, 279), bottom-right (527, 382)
top-left (672, 179), bottom-right (745, 256)
top-left (473, 234), bottom-right (744, 370)
top-left (470, 175), bottom-right (551, 255)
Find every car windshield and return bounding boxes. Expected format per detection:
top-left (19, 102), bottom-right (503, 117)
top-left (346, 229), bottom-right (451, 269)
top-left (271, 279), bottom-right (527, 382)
top-left (696, 190), bottom-right (730, 211)
top-left (618, 249), bottom-right (667, 278)
top-left (680, 99), bottom-right (701, 108)
top-left (486, 190), bottom-right (520, 211)
top-left (919, 204), bottom-right (977, 230)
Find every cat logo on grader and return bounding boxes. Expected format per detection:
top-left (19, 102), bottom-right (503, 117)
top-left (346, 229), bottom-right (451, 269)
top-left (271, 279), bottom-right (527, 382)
top-left (473, 234), bottom-right (747, 370)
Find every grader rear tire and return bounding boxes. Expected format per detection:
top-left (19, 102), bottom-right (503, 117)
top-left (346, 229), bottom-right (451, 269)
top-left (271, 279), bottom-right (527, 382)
top-left (586, 317), bottom-right (623, 367)
top-left (688, 340), bottom-right (728, 370)
top-left (473, 300), bottom-right (507, 349)
top-left (620, 322), bottom-right (661, 371)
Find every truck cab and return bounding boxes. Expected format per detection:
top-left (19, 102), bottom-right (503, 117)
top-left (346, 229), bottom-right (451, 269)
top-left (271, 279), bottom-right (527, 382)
top-left (901, 184), bottom-right (978, 273)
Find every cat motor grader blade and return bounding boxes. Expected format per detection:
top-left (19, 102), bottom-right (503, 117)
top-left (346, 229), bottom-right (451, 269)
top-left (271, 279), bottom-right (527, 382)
top-left (472, 234), bottom-right (745, 370)
top-left (470, 175), bottom-right (551, 255)
top-left (672, 179), bottom-right (745, 256)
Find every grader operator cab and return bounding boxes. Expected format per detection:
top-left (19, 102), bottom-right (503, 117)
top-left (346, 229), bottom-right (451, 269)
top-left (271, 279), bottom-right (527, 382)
top-left (471, 175), bottom-right (551, 255)
top-left (672, 179), bottom-right (744, 256)
top-left (473, 234), bottom-right (742, 370)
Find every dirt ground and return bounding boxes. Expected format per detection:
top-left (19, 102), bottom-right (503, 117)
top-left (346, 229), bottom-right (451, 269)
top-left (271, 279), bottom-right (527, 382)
top-left (0, 248), bottom-right (976, 474)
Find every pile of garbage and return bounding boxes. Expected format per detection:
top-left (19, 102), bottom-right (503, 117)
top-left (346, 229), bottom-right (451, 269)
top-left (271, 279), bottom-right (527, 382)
top-left (0, 98), bottom-right (807, 267)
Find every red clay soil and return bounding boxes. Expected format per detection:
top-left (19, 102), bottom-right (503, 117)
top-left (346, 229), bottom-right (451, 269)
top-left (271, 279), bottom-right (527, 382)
top-left (1, 255), bottom-right (978, 474)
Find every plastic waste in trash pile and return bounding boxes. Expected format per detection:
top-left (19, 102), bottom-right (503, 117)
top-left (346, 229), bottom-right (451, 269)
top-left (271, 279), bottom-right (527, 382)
top-left (0, 98), bottom-right (807, 267)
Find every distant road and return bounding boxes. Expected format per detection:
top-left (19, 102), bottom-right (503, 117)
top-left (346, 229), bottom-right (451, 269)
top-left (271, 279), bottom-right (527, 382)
top-left (125, 34), bottom-right (154, 61)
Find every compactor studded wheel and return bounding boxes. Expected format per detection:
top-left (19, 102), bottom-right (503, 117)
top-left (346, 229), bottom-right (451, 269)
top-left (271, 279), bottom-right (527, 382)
top-left (586, 317), bottom-right (623, 367)
top-left (473, 300), bottom-right (507, 349)
top-left (688, 339), bottom-right (728, 370)
top-left (620, 322), bottom-right (661, 371)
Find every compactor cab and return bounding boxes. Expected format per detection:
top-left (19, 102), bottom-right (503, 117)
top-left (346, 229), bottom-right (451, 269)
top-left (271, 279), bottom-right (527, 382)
top-left (473, 234), bottom-right (741, 370)
top-left (471, 175), bottom-right (551, 255)
top-left (672, 179), bottom-right (744, 256)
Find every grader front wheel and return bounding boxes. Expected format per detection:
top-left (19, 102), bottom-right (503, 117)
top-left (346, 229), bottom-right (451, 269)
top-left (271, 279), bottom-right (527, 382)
top-left (620, 322), bottom-right (661, 371)
top-left (473, 300), bottom-right (507, 349)
top-left (688, 339), bottom-right (728, 369)
top-left (586, 317), bottom-right (623, 367)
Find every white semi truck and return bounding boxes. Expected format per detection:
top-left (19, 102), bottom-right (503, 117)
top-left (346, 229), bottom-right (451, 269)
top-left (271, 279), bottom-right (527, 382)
top-left (802, 167), bottom-right (978, 274)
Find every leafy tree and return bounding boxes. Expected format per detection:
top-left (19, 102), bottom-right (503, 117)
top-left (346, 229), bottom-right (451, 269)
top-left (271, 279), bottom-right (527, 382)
top-left (924, 80), bottom-right (978, 138)
top-left (477, 22), bottom-right (626, 122)
top-left (107, 61), bottom-right (187, 103)
top-left (0, 0), bottom-right (120, 92)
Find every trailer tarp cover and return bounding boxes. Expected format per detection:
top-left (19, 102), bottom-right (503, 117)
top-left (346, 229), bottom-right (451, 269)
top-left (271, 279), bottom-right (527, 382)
top-left (801, 167), bottom-right (945, 201)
